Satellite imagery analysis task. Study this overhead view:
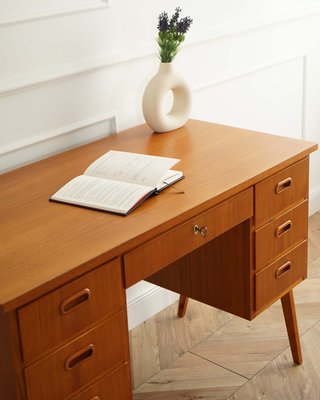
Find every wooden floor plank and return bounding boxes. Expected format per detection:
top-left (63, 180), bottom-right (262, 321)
top-left (308, 212), bottom-right (320, 263)
top-left (133, 352), bottom-right (247, 400)
top-left (130, 298), bottom-right (233, 388)
top-left (191, 274), bottom-right (320, 378)
top-left (191, 304), bottom-right (297, 378)
top-left (230, 321), bottom-right (320, 400)
top-left (308, 255), bottom-right (320, 279)
top-left (154, 299), bottom-right (233, 369)
top-left (129, 317), bottom-right (161, 389)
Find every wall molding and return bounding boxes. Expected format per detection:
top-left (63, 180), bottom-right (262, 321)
top-left (0, 112), bottom-right (116, 155)
top-left (188, 3), bottom-right (320, 50)
top-left (0, 0), bottom-right (109, 27)
top-left (1, 4), bottom-right (320, 97)
top-left (193, 54), bottom-right (305, 93)
top-left (0, 112), bottom-right (117, 172)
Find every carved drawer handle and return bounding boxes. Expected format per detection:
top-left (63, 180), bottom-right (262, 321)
top-left (275, 177), bottom-right (292, 194)
top-left (90, 397), bottom-right (100, 400)
top-left (65, 344), bottom-right (95, 370)
top-left (275, 220), bottom-right (292, 238)
top-left (275, 261), bottom-right (291, 278)
top-left (60, 288), bottom-right (91, 314)
top-left (193, 225), bottom-right (208, 238)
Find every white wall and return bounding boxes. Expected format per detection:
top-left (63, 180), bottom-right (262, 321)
top-left (1, 0), bottom-right (319, 329)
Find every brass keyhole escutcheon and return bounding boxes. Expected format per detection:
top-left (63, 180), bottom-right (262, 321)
top-left (193, 225), bottom-right (208, 238)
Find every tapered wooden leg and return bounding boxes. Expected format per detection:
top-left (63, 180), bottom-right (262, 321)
top-left (178, 295), bottom-right (189, 318)
top-left (281, 290), bottom-right (302, 365)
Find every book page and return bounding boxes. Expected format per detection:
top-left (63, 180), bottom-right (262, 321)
top-left (51, 175), bottom-right (154, 214)
top-left (84, 150), bottom-right (179, 187)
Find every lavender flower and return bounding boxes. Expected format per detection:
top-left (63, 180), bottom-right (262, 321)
top-left (157, 12), bottom-right (169, 32)
top-left (156, 7), bottom-right (193, 63)
top-left (169, 7), bottom-right (182, 29)
top-left (176, 16), bottom-right (193, 34)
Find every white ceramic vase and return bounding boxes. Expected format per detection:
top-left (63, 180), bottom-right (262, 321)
top-left (142, 62), bottom-right (191, 133)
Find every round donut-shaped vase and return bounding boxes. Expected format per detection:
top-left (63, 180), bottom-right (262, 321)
top-left (142, 63), bottom-right (191, 133)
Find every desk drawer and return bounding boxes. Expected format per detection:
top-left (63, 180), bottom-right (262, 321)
top-left (255, 201), bottom-right (308, 271)
top-left (25, 312), bottom-right (129, 400)
top-left (19, 258), bottom-right (124, 365)
top-left (70, 363), bottom-right (131, 400)
top-left (124, 189), bottom-right (253, 287)
top-left (255, 241), bottom-right (307, 310)
top-left (255, 158), bottom-right (308, 227)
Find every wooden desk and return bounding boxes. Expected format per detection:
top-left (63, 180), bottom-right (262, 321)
top-left (0, 120), bottom-right (317, 400)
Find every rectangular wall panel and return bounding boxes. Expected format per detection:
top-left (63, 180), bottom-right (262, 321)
top-left (192, 58), bottom-right (304, 139)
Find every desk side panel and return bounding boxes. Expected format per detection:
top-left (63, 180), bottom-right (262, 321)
top-left (0, 312), bottom-right (27, 400)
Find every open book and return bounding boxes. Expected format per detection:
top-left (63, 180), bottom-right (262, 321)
top-left (50, 150), bottom-right (184, 215)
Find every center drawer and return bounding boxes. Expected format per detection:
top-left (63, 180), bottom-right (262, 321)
top-left (24, 312), bottom-right (129, 400)
top-left (19, 258), bottom-right (124, 365)
top-left (124, 188), bottom-right (253, 287)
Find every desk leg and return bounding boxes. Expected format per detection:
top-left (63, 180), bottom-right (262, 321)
top-left (178, 295), bottom-right (189, 318)
top-left (281, 290), bottom-right (302, 365)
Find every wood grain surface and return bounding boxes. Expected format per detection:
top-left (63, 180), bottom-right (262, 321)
top-left (255, 200), bottom-right (308, 270)
top-left (255, 157), bottom-right (309, 226)
top-left (255, 241), bottom-right (307, 310)
top-left (124, 188), bottom-right (253, 287)
top-left (147, 221), bottom-right (253, 319)
top-left (70, 363), bottom-right (132, 400)
top-left (25, 312), bottom-right (129, 400)
top-left (0, 120), bottom-right (317, 312)
top-left (19, 258), bottom-right (124, 365)
top-left (0, 311), bottom-right (27, 400)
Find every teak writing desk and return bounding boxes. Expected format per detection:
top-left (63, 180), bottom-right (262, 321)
top-left (0, 120), bottom-right (317, 399)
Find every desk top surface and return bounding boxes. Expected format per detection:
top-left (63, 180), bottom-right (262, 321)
top-left (0, 120), bottom-right (317, 312)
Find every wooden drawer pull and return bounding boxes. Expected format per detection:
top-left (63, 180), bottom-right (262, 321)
top-left (60, 288), bottom-right (91, 314)
top-left (275, 261), bottom-right (291, 278)
top-left (90, 397), bottom-right (100, 400)
top-left (65, 344), bottom-right (95, 370)
top-left (275, 220), bottom-right (292, 238)
top-left (275, 177), bottom-right (292, 193)
top-left (193, 225), bottom-right (208, 238)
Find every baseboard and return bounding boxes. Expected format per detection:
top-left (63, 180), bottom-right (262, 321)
top-left (126, 285), bottom-right (179, 330)
top-left (309, 187), bottom-right (320, 216)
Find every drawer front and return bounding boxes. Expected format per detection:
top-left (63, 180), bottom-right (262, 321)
top-left (19, 258), bottom-right (124, 365)
top-left (255, 158), bottom-right (308, 227)
top-left (70, 363), bottom-right (131, 400)
top-left (255, 201), bottom-right (308, 271)
top-left (124, 188), bottom-right (253, 287)
top-left (255, 241), bottom-right (307, 310)
top-left (25, 312), bottom-right (129, 400)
